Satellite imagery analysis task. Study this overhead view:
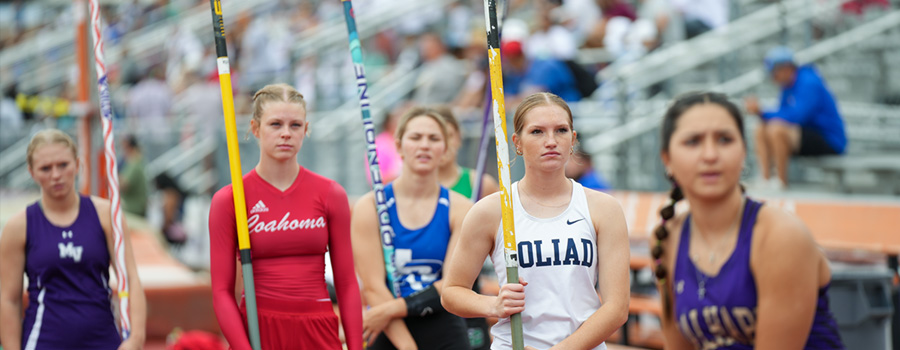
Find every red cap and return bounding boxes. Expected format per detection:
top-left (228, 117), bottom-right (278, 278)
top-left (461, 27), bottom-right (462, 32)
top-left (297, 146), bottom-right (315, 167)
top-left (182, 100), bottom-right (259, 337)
top-left (501, 41), bottom-right (523, 57)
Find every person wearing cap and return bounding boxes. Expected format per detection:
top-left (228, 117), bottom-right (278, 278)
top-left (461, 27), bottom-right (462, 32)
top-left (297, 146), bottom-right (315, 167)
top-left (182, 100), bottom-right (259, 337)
top-left (501, 39), bottom-right (583, 103)
top-left (744, 46), bottom-right (847, 189)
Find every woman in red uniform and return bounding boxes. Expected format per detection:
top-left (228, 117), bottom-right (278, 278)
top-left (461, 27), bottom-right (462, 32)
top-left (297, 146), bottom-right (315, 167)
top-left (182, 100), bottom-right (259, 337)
top-left (208, 83), bottom-right (363, 350)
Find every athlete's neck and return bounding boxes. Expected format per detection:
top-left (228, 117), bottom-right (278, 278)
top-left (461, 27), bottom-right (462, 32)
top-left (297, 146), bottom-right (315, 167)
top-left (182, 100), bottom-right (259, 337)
top-left (520, 172), bottom-right (570, 199)
top-left (41, 189), bottom-right (79, 214)
top-left (255, 159), bottom-right (300, 192)
top-left (437, 163), bottom-right (460, 188)
top-left (687, 187), bottom-right (745, 238)
top-left (393, 171), bottom-right (440, 199)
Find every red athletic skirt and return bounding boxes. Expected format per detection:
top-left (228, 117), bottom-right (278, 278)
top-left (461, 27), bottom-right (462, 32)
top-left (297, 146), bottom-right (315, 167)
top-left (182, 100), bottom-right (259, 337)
top-left (238, 296), bottom-right (341, 350)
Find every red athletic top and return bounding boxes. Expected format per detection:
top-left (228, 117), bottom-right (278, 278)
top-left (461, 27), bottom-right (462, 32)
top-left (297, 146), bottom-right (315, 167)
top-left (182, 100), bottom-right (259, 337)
top-left (209, 168), bottom-right (363, 350)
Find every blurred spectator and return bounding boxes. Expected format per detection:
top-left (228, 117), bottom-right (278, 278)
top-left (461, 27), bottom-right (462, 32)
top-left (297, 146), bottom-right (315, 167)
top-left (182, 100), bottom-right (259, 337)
top-left (1, 85), bottom-right (24, 148)
top-left (120, 135), bottom-right (149, 217)
top-left (174, 70), bottom-right (223, 140)
top-left (444, 0), bottom-right (474, 52)
top-left (671, 0), bottom-right (728, 38)
top-left (584, 0), bottom-right (638, 48)
top-left (154, 173), bottom-right (187, 247)
top-left (636, 0), bottom-right (683, 50)
top-left (565, 147), bottom-right (610, 191)
top-left (165, 24), bottom-right (204, 89)
top-left (745, 47), bottom-right (847, 189)
top-left (502, 40), bottom-right (582, 102)
top-left (239, 14), bottom-right (294, 92)
top-left (116, 47), bottom-right (143, 86)
top-left (526, 1), bottom-right (578, 61)
top-left (599, 0), bottom-right (637, 21)
top-left (412, 32), bottom-right (468, 104)
top-left (841, 0), bottom-right (890, 16)
top-left (126, 65), bottom-right (173, 138)
top-left (559, 0), bottom-right (601, 46)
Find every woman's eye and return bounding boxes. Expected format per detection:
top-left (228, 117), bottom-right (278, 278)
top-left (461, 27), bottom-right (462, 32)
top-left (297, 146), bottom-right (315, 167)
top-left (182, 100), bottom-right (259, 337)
top-left (271, 122), bottom-right (281, 127)
top-left (718, 136), bottom-right (734, 144)
top-left (684, 137), bottom-right (700, 146)
top-left (557, 128), bottom-right (569, 134)
top-left (530, 129), bottom-right (542, 135)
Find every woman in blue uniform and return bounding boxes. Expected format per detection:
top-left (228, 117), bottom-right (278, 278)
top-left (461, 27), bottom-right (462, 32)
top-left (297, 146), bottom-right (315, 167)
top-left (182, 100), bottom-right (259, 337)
top-left (651, 92), bottom-right (844, 349)
top-left (351, 107), bottom-right (473, 349)
top-left (0, 129), bottom-right (146, 350)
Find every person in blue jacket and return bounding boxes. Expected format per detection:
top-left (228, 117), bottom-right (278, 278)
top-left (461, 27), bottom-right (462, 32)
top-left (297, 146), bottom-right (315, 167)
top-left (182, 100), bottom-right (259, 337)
top-left (745, 47), bottom-right (847, 189)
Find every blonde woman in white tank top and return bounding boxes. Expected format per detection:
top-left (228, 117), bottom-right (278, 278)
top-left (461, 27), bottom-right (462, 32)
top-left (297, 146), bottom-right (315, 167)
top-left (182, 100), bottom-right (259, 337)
top-left (442, 93), bottom-right (630, 350)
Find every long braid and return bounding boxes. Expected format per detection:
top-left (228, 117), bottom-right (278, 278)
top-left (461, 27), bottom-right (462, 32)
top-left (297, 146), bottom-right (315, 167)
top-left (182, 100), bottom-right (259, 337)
top-left (652, 182), bottom-right (683, 319)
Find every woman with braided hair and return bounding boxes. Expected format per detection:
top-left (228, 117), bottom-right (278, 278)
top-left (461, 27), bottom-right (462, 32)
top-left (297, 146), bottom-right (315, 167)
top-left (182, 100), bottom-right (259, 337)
top-left (651, 92), bottom-right (844, 349)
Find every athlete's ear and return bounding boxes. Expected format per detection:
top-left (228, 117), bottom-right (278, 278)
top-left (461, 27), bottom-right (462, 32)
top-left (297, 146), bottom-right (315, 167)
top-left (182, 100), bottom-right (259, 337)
top-left (305, 120), bottom-right (311, 137)
top-left (511, 133), bottom-right (521, 155)
top-left (660, 151), bottom-right (671, 172)
top-left (250, 118), bottom-right (261, 139)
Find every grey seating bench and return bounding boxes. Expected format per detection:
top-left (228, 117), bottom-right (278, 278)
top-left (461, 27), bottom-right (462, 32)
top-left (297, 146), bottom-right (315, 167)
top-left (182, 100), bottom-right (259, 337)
top-left (795, 154), bottom-right (900, 194)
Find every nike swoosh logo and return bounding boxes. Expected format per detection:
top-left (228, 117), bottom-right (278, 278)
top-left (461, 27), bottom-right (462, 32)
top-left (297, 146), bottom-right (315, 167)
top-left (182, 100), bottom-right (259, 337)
top-left (567, 218), bottom-right (584, 225)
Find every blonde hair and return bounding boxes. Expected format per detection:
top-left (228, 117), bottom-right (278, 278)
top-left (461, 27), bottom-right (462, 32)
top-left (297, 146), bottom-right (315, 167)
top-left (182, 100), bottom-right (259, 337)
top-left (251, 83), bottom-right (307, 126)
top-left (512, 92), bottom-right (573, 136)
top-left (395, 106), bottom-right (450, 148)
top-left (27, 129), bottom-right (77, 168)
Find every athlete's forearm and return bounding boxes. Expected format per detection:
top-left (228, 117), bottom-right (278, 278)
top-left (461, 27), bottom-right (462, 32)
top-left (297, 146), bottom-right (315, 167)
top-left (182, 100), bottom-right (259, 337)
top-left (552, 299), bottom-right (628, 349)
top-left (0, 298), bottom-right (23, 350)
top-left (441, 285), bottom-right (498, 318)
top-left (126, 273), bottom-right (147, 343)
top-left (382, 319), bottom-right (417, 350)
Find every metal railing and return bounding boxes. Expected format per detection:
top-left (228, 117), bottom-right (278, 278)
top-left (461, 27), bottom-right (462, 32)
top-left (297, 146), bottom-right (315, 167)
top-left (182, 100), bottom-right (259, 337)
top-left (595, 0), bottom-right (845, 93)
top-left (583, 11), bottom-right (900, 189)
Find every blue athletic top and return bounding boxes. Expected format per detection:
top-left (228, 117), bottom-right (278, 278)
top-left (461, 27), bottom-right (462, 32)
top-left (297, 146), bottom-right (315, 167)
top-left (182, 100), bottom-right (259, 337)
top-left (673, 198), bottom-right (844, 349)
top-left (385, 184), bottom-right (452, 298)
top-left (23, 195), bottom-right (121, 349)
top-left (762, 65), bottom-right (847, 153)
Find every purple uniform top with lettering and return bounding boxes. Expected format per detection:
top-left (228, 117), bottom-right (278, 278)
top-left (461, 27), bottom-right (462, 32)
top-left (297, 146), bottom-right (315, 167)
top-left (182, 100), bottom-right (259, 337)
top-left (673, 198), bottom-right (844, 349)
top-left (22, 195), bottom-right (121, 349)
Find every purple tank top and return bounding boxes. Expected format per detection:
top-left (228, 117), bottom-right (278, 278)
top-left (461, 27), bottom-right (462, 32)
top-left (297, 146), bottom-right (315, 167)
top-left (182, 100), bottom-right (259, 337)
top-left (23, 195), bottom-right (121, 349)
top-left (673, 198), bottom-right (844, 349)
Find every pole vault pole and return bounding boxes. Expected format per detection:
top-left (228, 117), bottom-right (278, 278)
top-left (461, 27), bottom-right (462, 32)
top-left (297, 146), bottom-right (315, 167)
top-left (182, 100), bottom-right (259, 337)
top-left (338, 0), bottom-right (400, 297)
top-left (472, 81), bottom-right (492, 201)
top-left (473, 0), bottom-right (507, 201)
top-left (483, 0), bottom-right (523, 348)
top-left (87, 0), bottom-right (130, 339)
top-left (208, 1), bottom-right (262, 349)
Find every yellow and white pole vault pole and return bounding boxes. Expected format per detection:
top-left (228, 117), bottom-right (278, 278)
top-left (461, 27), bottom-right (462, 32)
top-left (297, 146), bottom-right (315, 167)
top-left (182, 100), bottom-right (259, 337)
top-left (483, 0), bottom-right (524, 348)
top-left (208, 1), bottom-right (262, 349)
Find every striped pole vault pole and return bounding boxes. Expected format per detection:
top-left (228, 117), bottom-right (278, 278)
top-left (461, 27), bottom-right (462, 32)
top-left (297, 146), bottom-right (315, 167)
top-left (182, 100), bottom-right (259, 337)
top-left (87, 0), bottom-right (130, 339)
top-left (208, 1), bottom-right (262, 348)
top-left (338, 0), bottom-right (400, 298)
top-left (483, 0), bottom-right (524, 348)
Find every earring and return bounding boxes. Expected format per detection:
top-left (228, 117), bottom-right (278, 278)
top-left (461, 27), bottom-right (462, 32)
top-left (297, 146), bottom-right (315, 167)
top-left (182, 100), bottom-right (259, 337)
top-left (515, 148), bottom-right (523, 155)
top-left (570, 146), bottom-right (575, 155)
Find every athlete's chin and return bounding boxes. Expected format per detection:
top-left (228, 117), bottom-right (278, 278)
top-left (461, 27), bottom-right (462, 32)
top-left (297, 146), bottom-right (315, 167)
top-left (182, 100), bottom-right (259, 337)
top-left (267, 152), bottom-right (298, 162)
top-left (688, 182), bottom-right (739, 201)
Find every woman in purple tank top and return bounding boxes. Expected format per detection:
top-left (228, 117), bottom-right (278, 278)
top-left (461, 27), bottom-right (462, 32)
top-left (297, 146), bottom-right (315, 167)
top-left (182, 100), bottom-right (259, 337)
top-left (0, 129), bottom-right (146, 350)
top-left (651, 92), bottom-right (844, 349)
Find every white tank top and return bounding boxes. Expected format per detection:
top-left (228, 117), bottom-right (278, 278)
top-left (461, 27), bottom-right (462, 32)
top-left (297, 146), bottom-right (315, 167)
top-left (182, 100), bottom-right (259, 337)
top-left (490, 180), bottom-right (606, 350)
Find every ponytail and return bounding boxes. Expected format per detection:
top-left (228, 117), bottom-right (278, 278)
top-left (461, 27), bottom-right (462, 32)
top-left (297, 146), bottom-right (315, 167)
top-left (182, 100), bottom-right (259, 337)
top-left (652, 181), bottom-right (683, 319)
